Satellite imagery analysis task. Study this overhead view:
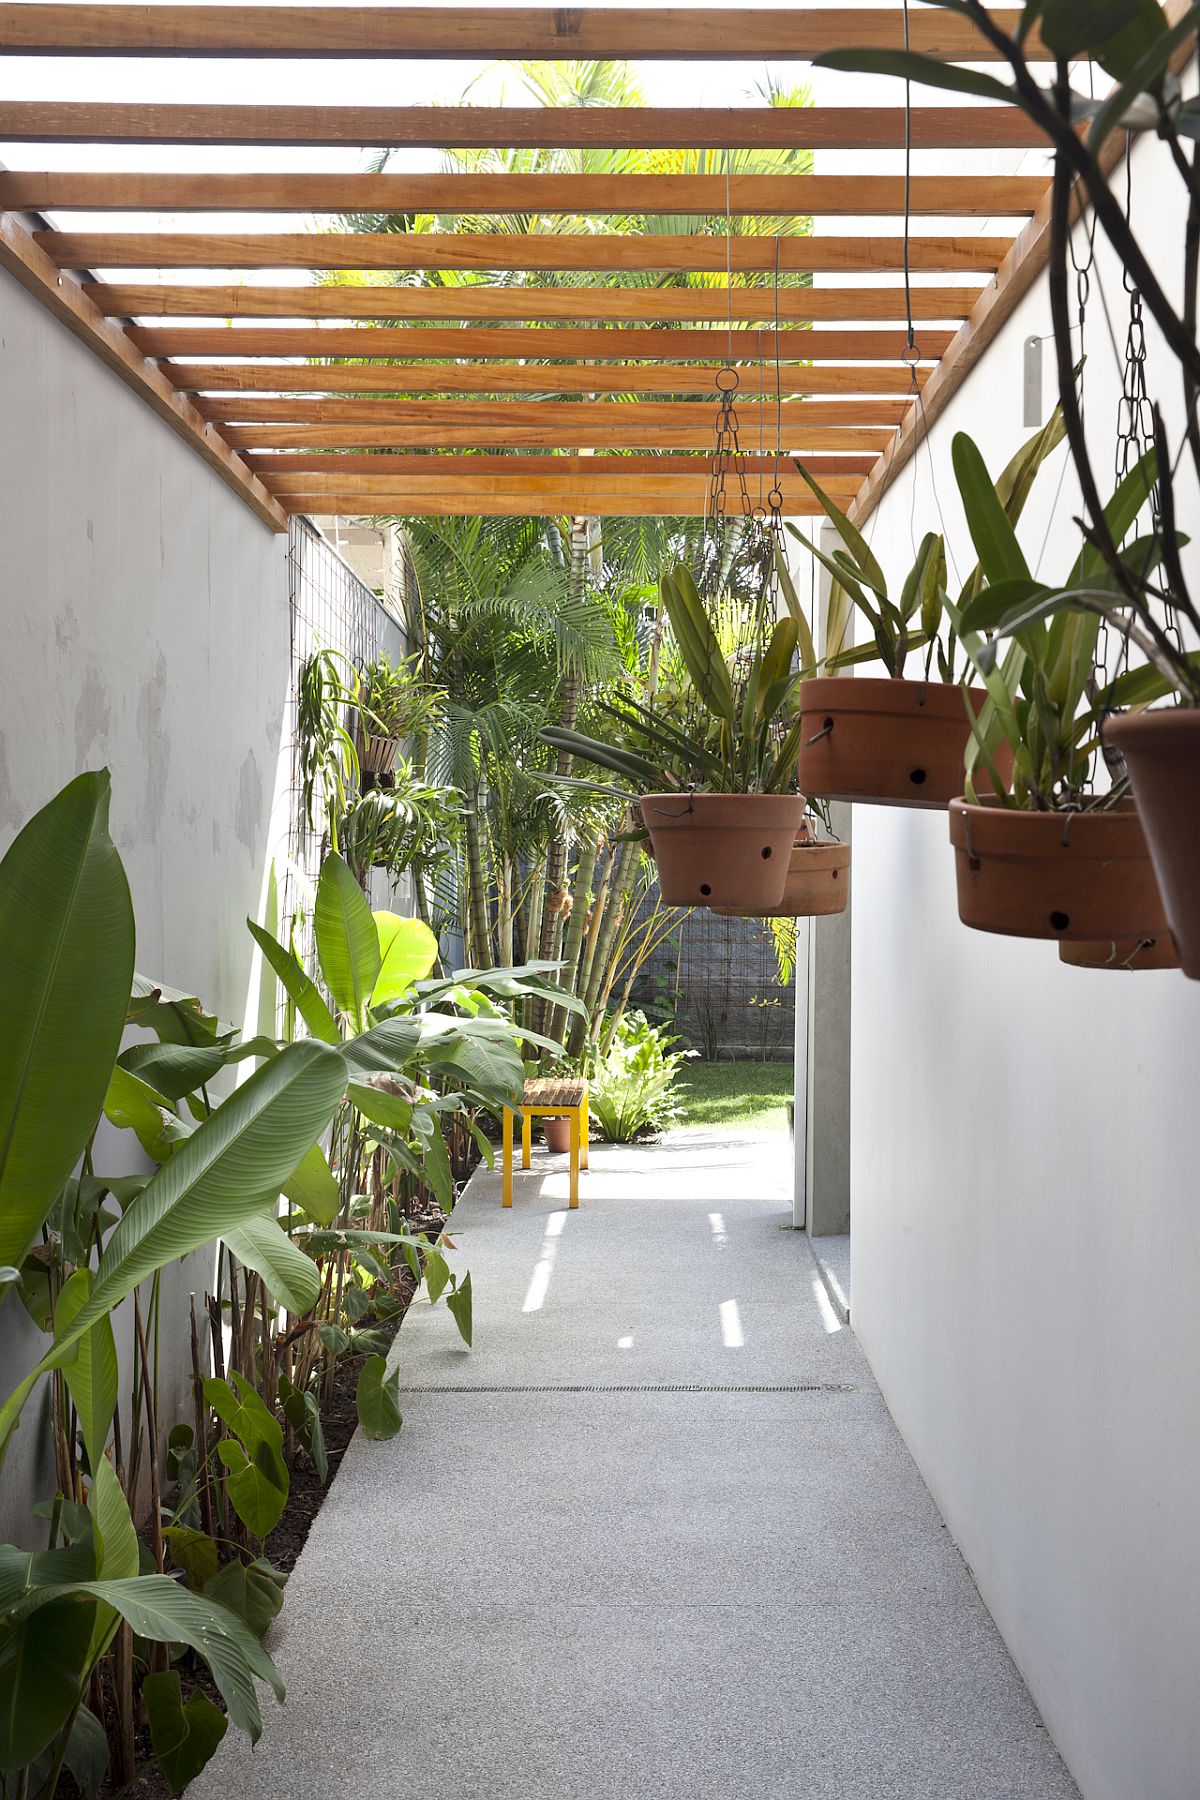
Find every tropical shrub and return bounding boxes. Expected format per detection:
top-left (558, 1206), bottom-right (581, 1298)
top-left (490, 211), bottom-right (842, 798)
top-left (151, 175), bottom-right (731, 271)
top-left (586, 1011), bottom-right (695, 1144)
top-left (0, 773), bottom-right (575, 1795)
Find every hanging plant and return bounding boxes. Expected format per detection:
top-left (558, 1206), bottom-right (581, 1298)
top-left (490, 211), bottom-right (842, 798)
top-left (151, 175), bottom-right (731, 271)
top-left (784, 406), bottom-right (1066, 808)
top-left (810, 0), bottom-right (1200, 966)
top-left (357, 655), bottom-right (444, 779)
top-left (709, 816), bottom-right (850, 920)
top-left (542, 560), bottom-right (807, 911)
top-left (947, 434), bottom-right (1177, 945)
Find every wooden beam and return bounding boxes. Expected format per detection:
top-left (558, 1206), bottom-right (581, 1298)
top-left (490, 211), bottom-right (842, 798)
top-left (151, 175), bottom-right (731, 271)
top-left (243, 451), bottom-right (881, 476)
top-left (0, 212), bottom-right (287, 533)
top-left (222, 423), bottom-right (896, 451)
top-left (130, 325), bottom-right (957, 362)
top-left (194, 396), bottom-right (910, 427)
top-left (0, 8), bottom-right (1041, 61)
top-left (91, 283), bottom-right (985, 322)
top-left (289, 493), bottom-right (831, 517)
top-left (2, 172), bottom-right (1047, 217)
top-left (47, 231), bottom-right (1014, 274)
top-left (0, 101), bottom-right (1053, 152)
top-left (264, 473), bottom-right (850, 499)
top-left (163, 361), bottom-right (930, 397)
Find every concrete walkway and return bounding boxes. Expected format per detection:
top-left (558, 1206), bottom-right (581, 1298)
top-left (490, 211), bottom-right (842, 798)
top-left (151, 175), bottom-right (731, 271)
top-left (194, 1131), bottom-right (1078, 1800)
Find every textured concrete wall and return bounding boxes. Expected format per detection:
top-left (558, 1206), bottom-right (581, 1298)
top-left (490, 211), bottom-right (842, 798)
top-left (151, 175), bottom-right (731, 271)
top-left (846, 128), bottom-right (1200, 1800)
top-left (0, 269), bottom-right (290, 1541)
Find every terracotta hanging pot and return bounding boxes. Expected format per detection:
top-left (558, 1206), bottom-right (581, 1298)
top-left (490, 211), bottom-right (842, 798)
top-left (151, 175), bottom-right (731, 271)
top-left (639, 792), bottom-right (805, 910)
top-left (710, 824), bottom-right (850, 919)
top-left (542, 1116), bottom-right (572, 1154)
top-left (948, 796), bottom-right (1169, 941)
top-left (357, 730), bottom-right (400, 776)
top-left (797, 677), bottom-right (1011, 808)
top-left (1058, 933), bottom-right (1180, 972)
top-left (1103, 710), bottom-right (1200, 980)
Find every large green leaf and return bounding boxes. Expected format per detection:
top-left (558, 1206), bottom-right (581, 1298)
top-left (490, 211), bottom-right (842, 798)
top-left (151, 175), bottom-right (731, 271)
top-left (0, 1042), bottom-right (347, 1465)
top-left (203, 1557), bottom-right (286, 1640)
top-left (143, 1670), bottom-right (228, 1795)
top-left (56, 1270), bottom-right (118, 1464)
top-left (314, 854), bottom-right (380, 1028)
top-left (341, 1015), bottom-right (423, 1076)
top-left (0, 1597), bottom-right (95, 1771)
top-left (660, 565), bottom-right (735, 723)
top-left (372, 912), bottom-right (439, 1008)
top-left (224, 1211), bottom-right (320, 1315)
top-left (117, 1041), bottom-right (228, 1102)
top-left (355, 1355), bottom-right (402, 1440)
top-left (5, 1575), bottom-right (283, 1742)
top-left (246, 919), bottom-right (339, 1045)
top-left (952, 433), bottom-right (1031, 584)
top-left (282, 1140), bottom-right (340, 1226)
top-left (0, 771), bottom-right (135, 1282)
top-left (206, 1374), bottom-right (289, 1539)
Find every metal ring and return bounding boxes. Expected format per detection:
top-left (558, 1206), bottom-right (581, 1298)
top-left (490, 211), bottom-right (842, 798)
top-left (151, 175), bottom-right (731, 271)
top-left (715, 367), bottom-right (740, 394)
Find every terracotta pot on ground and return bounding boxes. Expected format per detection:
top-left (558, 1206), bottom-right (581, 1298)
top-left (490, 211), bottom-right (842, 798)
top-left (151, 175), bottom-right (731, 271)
top-left (1104, 710), bottom-right (1200, 979)
top-left (948, 796), bottom-right (1169, 941)
top-left (358, 730), bottom-right (399, 776)
top-left (798, 677), bottom-right (1011, 808)
top-left (711, 824), bottom-right (850, 918)
top-left (542, 1116), bottom-right (572, 1153)
top-left (1059, 933), bottom-right (1180, 971)
top-left (639, 792), bottom-right (805, 910)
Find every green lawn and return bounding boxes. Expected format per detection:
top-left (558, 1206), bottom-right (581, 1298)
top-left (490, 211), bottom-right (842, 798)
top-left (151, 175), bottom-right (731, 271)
top-left (675, 1061), bottom-right (794, 1133)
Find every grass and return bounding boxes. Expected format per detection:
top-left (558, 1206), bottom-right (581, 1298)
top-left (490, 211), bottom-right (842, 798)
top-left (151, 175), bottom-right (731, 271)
top-left (674, 1060), bottom-right (794, 1133)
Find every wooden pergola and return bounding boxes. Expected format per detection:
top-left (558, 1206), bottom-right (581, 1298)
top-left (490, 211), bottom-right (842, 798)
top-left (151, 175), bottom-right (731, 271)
top-left (0, 5), bottom-right (1070, 533)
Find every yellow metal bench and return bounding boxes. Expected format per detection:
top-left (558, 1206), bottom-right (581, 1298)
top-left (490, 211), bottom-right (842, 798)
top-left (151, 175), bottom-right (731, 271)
top-left (502, 1077), bottom-right (589, 1209)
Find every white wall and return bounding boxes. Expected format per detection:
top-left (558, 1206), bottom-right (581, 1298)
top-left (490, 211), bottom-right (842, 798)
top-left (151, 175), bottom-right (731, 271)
top-left (848, 127), bottom-right (1200, 1799)
top-left (0, 269), bottom-right (290, 1539)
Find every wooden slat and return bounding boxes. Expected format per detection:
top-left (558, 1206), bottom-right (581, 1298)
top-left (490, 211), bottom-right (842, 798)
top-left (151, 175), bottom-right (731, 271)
top-left (194, 396), bottom-right (910, 427)
top-left (264, 473), bottom-right (849, 499)
top-left (223, 423), bottom-right (896, 451)
top-left (163, 361), bottom-right (930, 397)
top-left (92, 284), bottom-right (984, 322)
top-left (289, 493), bottom-right (830, 517)
top-left (0, 101), bottom-right (1053, 152)
top-left (47, 231), bottom-right (1013, 274)
top-left (0, 211), bottom-right (287, 533)
top-left (243, 451), bottom-right (881, 476)
top-left (2, 172), bottom-right (1046, 217)
top-left (0, 8), bottom-right (1041, 61)
top-left (129, 325), bottom-right (957, 362)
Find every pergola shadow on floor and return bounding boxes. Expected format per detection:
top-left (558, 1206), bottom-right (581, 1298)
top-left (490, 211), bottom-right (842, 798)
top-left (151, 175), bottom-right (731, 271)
top-left (190, 1131), bottom-right (1078, 1800)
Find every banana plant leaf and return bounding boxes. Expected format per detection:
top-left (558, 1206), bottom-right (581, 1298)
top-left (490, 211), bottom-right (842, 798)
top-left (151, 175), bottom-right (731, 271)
top-left (0, 771), bottom-right (135, 1283)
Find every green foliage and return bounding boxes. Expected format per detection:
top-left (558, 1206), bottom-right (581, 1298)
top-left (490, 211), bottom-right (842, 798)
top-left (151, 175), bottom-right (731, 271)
top-left (0, 770), bottom-right (134, 1285)
top-left (359, 652), bottom-right (444, 741)
top-left (787, 405), bottom-right (1066, 681)
top-left (544, 561), bottom-right (807, 797)
top-left (143, 1671), bottom-right (228, 1795)
top-left (355, 1355), bottom-right (403, 1440)
top-left (949, 436), bottom-right (1191, 808)
top-left (206, 1375), bottom-right (290, 1539)
top-left (587, 1012), bottom-right (695, 1143)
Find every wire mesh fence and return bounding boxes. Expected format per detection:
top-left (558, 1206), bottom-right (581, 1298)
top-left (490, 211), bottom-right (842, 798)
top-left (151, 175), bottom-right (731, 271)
top-left (629, 897), bottom-right (794, 1061)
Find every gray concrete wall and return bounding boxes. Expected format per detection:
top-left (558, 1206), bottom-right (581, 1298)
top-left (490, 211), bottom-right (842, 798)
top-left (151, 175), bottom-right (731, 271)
top-left (844, 125), bottom-right (1200, 1800)
top-left (0, 269), bottom-right (290, 1541)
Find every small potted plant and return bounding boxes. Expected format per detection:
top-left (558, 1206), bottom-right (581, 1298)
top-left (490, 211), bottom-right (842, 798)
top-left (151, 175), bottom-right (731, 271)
top-left (947, 432), bottom-right (1173, 945)
top-left (785, 409), bottom-right (1065, 808)
top-left (357, 655), bottom-right (442, 779)
top-left (542, 563), bottom-right (805, 912)
top-left (709, 815), bottom-right (850, 920)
